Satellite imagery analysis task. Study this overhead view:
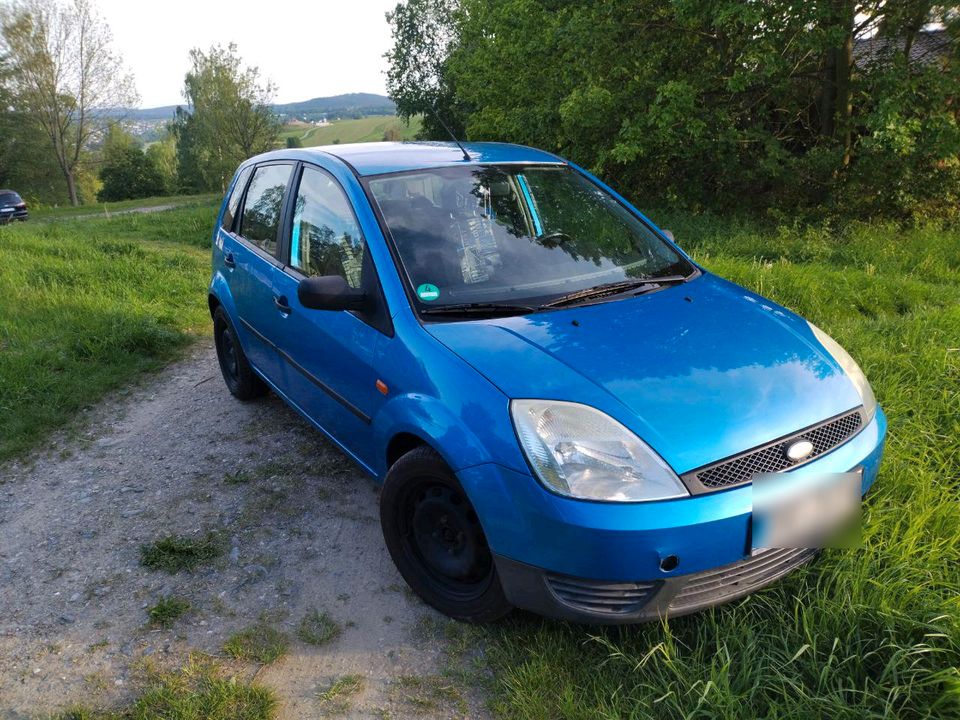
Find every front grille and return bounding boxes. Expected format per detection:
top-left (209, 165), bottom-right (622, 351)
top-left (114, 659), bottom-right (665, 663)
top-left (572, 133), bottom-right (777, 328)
top-left (546, 574), bottom-right (660, 615)
top-left (690, 409), bottom-right (864, 490)
top-left (669, 548), bottom-right (816, 612)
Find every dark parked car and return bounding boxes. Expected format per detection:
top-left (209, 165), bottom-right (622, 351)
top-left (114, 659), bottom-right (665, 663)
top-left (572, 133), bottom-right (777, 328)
top-left (0, 190), bottom-right (28, 224)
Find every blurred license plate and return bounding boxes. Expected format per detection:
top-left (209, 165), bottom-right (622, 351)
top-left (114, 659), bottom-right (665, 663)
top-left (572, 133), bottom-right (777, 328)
top-left (751, 468), bottom-right (862, 552)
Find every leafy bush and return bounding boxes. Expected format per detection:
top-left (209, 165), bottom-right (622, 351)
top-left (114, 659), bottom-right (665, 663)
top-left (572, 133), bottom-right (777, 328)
top-left (98, 145), bottom-right (172, 202)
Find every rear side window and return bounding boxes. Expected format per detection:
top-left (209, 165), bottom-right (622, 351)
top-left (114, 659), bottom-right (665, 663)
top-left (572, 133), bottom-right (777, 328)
top-left (290, 166), bottom-right (365, 288)
top-left (221, 167), bottom-right (252, 232)
top-left (239, 164), bottom-right (293, 254)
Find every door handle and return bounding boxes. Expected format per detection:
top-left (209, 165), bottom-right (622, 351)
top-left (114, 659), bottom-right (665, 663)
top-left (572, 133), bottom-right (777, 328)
top-left (224, 252), bottom-right (236, 268)
top-left (274, 295), bottom-right (292, 314)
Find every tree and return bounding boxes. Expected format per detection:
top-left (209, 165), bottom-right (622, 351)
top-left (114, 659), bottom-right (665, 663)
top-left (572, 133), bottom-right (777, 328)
top-left (385, 0), bottom-right (464, 139)
top-left (1, 0), bottom-right (137, 205)
top-left (144, 135), bottom-right (177, 195)
top-left (168, 105), bottom-right (202, 192)
top-left (170, 44), bottom-right (279, 192)
top-left (0, 49), bottom-right (65, 200)
top-left (385, 0), bottom-right (960, 219)
top-left (96, 123), bottom-right (169, 201)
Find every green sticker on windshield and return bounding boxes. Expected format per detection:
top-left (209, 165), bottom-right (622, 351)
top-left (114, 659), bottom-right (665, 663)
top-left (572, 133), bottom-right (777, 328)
top-left (417, 283), bottom-right (440, 302)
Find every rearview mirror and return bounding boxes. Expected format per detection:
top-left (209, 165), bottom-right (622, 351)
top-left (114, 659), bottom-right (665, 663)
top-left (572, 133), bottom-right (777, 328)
top-left (298, 275), bottom-right (368, 311)
top-left (661, 229), bottom-right (675, 241)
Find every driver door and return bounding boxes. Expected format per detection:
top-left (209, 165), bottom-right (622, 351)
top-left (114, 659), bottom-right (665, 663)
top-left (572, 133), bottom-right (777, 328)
top-left (271, 164), bottom-right (389, 467)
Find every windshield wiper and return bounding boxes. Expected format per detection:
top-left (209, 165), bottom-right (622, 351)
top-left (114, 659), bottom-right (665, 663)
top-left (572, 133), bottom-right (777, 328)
top-left (420, 302), bottom-right (540, 317)
top-left (628, 274), bottom-right (690, 292)
top-left (541, 275), bottom-right (689, 309)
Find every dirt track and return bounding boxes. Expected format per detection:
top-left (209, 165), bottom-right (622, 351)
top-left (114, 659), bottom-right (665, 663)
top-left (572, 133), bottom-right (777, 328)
top-left (0, 342), bottom-right (489, 719)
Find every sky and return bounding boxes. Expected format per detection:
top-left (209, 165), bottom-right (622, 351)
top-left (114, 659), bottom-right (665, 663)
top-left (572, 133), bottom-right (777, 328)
top-left (96, 0), bottom-right (399, 108)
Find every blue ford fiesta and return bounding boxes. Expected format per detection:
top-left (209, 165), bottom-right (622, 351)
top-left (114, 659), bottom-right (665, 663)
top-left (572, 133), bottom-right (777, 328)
top-left (208, 142), bottom-right (886, 624)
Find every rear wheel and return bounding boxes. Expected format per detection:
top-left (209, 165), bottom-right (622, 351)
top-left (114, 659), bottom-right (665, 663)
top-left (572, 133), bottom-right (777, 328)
top-left (380, 446), bottom-right (512, 623)
top-left (213, 306), bottom-right (267, 400)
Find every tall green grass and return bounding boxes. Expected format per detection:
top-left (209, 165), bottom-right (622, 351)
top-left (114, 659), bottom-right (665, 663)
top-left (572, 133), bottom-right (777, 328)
top-left (0, 202), bottom-right (217, 460)
top-left (484, 218), bottom-right (960, 718)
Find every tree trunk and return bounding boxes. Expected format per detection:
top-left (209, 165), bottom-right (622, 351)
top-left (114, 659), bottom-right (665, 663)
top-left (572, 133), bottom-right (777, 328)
top-left (820, 46), bottom-right (838, 139)
top-left (819, 0), bottom-right (855, 167)
top-left (65, 168), bottom-right (79, 206)
top-left (838, 20), bottom-right (854, 166)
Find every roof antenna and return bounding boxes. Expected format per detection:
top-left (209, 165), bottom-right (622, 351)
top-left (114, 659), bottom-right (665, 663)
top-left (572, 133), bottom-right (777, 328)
top-left (430, 105), bottom-right (470, 162)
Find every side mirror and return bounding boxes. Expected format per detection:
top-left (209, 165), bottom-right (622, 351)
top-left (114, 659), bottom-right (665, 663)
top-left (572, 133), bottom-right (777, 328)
top-left (298, 275), bottom-right (368, 311)
top-left (661, 229), bottom-right (675, 242)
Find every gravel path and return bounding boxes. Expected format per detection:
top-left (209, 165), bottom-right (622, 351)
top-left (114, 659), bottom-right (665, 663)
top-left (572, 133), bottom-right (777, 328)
top-left (32, 203), bottom-right (186, 223)
top-left (0, 342), bottom-right (490, 719)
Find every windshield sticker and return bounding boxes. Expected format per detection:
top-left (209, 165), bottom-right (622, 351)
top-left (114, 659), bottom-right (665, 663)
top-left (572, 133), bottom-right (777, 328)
top-left (417, 283), bottom-right (441, 302)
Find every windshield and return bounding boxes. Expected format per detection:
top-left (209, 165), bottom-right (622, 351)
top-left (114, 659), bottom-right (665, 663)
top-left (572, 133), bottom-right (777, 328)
top-left (368, 165), bottom-right (693, 310)
top-left (0, 192), bottom-right (22, 205)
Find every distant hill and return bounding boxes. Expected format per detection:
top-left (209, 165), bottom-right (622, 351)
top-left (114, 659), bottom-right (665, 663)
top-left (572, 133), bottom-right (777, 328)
top-left (273, 93), bottom-right (397, 120)
top-left (117, 93), bottom-right (396, 123)
top-left (121, 105), bottom-right (181, 121)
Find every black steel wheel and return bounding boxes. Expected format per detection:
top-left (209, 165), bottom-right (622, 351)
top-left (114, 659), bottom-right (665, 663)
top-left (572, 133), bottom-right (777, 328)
top-left (213, 306), bottom-right (267, 401)
top-left (380, 446), bottom-right (512, 622)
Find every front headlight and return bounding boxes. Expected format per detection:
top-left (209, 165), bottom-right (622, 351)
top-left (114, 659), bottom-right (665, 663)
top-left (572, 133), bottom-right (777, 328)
top-left (808, 322), bottom-right (877, 420)
top-left (510, 400), bottom-right (689, 502)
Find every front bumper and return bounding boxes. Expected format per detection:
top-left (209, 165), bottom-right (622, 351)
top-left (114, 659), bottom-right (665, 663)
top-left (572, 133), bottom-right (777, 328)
top-left (0, 209), bottom-right (27, 223)
top-left (457, 407), bottom-right (886, 624)
top-left (496, 547), bottom-right (818, 624)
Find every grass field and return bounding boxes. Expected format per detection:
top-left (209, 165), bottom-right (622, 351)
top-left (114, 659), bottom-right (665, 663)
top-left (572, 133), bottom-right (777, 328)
top-left (1, 199), bottom-right (958, 717)
top-left (279, 114), bottom-right (421, 147)
top-left (0, 201), bottom-right (216, 460)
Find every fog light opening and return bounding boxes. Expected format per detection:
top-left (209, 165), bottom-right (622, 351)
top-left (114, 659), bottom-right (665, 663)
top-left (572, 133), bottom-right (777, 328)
top-left (659, 555), bottom-right (679, 572)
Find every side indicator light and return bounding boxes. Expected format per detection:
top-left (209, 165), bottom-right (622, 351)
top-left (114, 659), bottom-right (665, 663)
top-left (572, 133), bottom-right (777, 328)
top-left (376, 379), bottom-right (389, 395)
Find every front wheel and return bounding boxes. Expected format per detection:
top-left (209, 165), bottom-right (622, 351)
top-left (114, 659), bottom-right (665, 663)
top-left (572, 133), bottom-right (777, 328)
top-left (380, 446), bottom-right (512, 623)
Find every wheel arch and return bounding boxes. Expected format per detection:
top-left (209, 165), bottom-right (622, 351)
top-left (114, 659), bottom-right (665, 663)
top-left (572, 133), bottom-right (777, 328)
top-left (386, 432), bottom-right (432, 470)
top-left (374, 393), bottom-right (502, 480)
top-left (207, 272), bottom-right (239, 322)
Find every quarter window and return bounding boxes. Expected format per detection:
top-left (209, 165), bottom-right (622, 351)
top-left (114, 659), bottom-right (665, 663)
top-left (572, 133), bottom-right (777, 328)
top-left (290, 167), bottom-right (365, 288)
top-left (221, 166), bottom-right (252, 232)
top-left (239, 164), bottom-right (292, 254)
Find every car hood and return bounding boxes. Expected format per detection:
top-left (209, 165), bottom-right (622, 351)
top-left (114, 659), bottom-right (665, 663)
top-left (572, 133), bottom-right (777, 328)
top-left (425, 273), bottom-right (862, 473)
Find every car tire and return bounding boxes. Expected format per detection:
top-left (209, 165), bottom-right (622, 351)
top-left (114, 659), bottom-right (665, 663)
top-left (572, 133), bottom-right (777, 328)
top-left (213, 306), bottom-right (267, 401)
top-left (380, 445), bottom-right (512, 623)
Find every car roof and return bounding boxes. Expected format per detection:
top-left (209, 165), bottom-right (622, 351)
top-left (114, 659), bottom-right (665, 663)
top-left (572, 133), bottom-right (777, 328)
top-left (248, 141), bottom-right (565, 177)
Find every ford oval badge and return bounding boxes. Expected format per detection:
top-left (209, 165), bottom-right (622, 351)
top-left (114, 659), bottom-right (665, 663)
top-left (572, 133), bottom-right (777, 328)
top-left (785, 439), bottom-right (814, 462)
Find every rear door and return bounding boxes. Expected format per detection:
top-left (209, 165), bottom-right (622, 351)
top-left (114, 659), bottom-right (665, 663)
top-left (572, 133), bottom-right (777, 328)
top-left (215, 165), bottom-right (252, 327)
top-left (228, 162), bottom-right (295, 385)
top-left (271, 163), bottom-right (392, 465)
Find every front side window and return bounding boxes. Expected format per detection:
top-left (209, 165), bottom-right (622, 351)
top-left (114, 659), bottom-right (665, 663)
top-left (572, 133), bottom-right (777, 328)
top-left (367, 165), bottom-right (693, 310)
top-left (239, 164), bottom-right (292, 254)
top-left (290, 166), bottom-right (365, 289)
top-left (221, 166), bottom-right (253, 232)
